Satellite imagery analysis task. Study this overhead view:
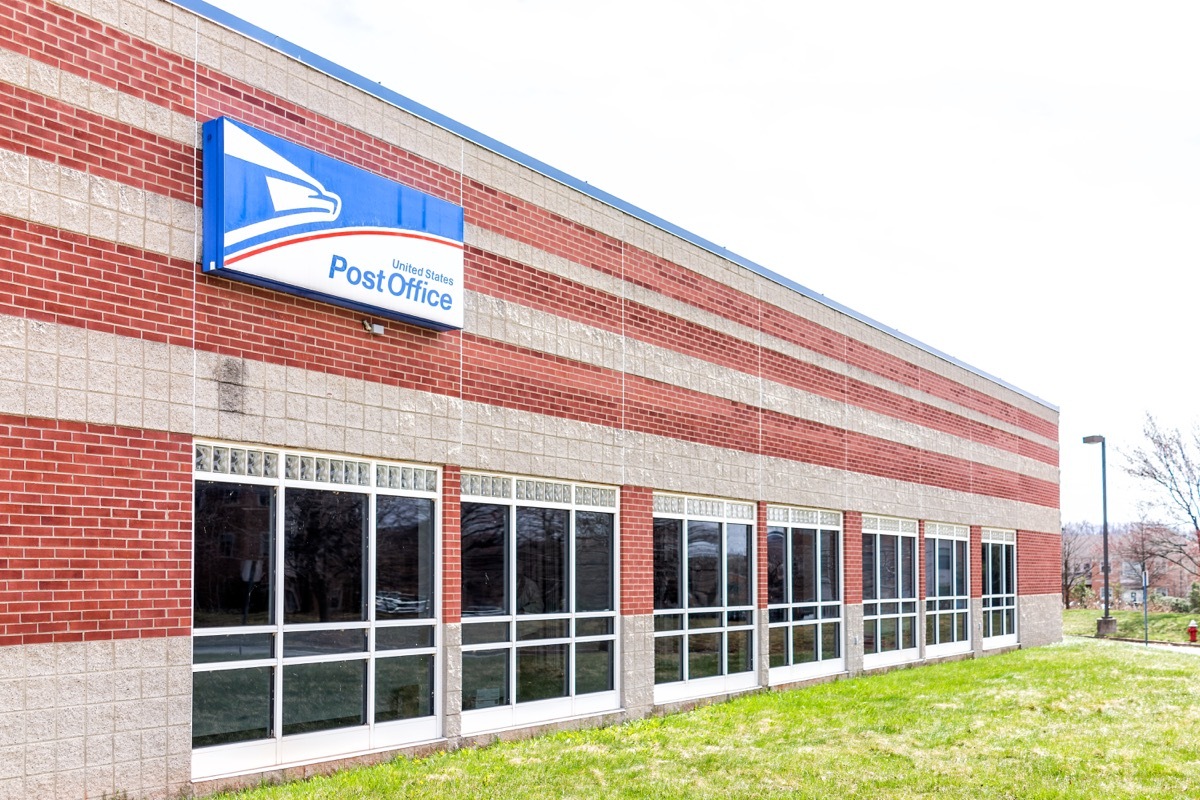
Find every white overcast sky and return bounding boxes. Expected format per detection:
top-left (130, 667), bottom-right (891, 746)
top-left (203, 0), bottom-right (1200, 528)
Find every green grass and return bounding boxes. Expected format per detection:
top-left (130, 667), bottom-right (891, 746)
top-left (208, 639), bottom-right (1200, 799)
top-left (1062, 608), bottom-right (1200, 641)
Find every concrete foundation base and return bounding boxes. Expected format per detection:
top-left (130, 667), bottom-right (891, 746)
top-left (1097, 616), bottom-right (1118, 637)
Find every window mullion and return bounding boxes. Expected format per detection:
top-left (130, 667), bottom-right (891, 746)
top-left (273, 481), bottom-right (285, 741)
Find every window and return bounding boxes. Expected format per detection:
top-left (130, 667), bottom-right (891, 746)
top-left (459, 474), bottom-right (618, 733)
top-left (924, 522), bottom-right (970, 656)
top-left (766, 506), bottom-right (843, 682)
top-left (862, 515), bottom-right (918, 667)
top-left (982, 529), bottom-right (1017, 646)
top-left (191, 444), bottom-right (438, 779)
top-left (652, 494), bottom-right (756, 703)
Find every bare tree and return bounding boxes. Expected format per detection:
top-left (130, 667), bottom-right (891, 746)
top-left (1113, 520), bottom-right (1174, 596)
top-left (1117, 519), bottom-right (1200, 579)
top-left (1061, 522), bottom-right (1098, 608)
top-left (1125, 414), bottom-right (1200, 548)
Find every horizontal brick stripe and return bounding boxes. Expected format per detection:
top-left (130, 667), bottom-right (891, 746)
top-left (6, 0), bottom-right (1054, 441)
top-left (2, 213), bottom-right (1054, 506)
top-left (0, 209), bottom-right (1056, 485)
top-left (0, 0), bottom-right (195, 115)
top-left (467, 247), bottom-right (1058, 467)
top-left (0, 79), bottom-right (197, 202)
top-left (1, 215), bottom-right (195, 345)
top-left (467, 337), bottom-right (1059, 508)
top-left (0, 415), bottom-right (192, 645)
top-left (466, 188), bottom-right (1056, 441)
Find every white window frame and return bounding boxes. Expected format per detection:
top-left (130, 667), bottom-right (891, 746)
top-left (862, 515), bottom-right (920, 670)
top-left (191, 442), bottom-right (441, 781)
top-left (652, 493), bottom-right (758, 705)
top-left (458, 473), bottom-right (620, 736)
top-left (765, 506), bottom-right (845, 685)
top-left (981, 528), bottom-right (1018, 649)
top-left (923, 522), bottom-right (971, 659)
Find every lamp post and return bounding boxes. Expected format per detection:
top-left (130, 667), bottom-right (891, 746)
top-left (1083, 434), bottom-right (1116, 636)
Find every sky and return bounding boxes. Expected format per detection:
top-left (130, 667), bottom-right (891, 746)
top-left (202, 0), bottom-right (1200, 528)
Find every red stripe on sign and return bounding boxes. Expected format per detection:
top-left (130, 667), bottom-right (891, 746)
top-left (225, 228), bottom-right (464, 266)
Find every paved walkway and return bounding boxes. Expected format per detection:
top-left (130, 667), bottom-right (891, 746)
top-left (1067, 633), bottom-right (1200, 655)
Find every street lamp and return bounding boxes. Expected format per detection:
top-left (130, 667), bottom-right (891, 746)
top-left (1083, 434), bottom-right (1115, 636)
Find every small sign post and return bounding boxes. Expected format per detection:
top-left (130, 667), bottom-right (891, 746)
top-left (1143, 570), bottom-right (1149, 646)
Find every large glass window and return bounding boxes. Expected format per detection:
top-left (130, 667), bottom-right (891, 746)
top-left (652, 495), bottom-right (755, 700)
top-left (924, 523), bottom-right (970, 654)
top-left (862, 516), bottom-right (918, 664)
top-left (459, 474), bottom-right (618, 732)
top-left (982, 529), bottom-right (1017, 645)
top-left (766, 506), bottom-right (843, 681)
top-left (192, 444), bottom-right (438, 778)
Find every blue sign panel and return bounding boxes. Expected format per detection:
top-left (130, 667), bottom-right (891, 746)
top-left (202, 117), bottom-right (465, 330)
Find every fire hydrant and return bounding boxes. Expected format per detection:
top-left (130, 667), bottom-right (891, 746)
top-left (1189, 620), bottom-right (1198, 644)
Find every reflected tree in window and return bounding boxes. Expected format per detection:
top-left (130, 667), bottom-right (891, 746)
top-left (284, 488), bottom-right (367, 623)
top-left (516, 507), bottom-right (567, 614)
top-left (654, 518), bottom-right (683, 610)
top-left (461, 503), bottom-right (509, 616)
top-left (376, 496), bottom-right (435, 619)
top-left (194, 481), bottom-right (275, 627)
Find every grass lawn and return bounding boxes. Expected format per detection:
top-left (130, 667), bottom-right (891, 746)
top-left (1062, 608), bottom-right (1199, 642)
top-left (209, 639), bottom-right (1200, 799)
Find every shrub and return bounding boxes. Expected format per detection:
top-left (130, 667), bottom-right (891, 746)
top-left (1150, 595), bottom-right (1191, 613)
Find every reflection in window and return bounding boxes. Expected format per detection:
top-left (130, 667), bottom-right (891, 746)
top-left (687, 521), bottom-right (721, 608)
top-left (376, 655), bottom-right (434, 722)
top-left (461, 503), bottom-right (509, 616)
top-left (726, 524), bottom-right (751, 607)
top-left (376, 497), bottom-right (435, 620)
top-left (282, 660), bottom-right (365, 736)
top-left (192, 667), bottom-right (272, 748)
top-left (194, 482), bottom-right (274, 628)
top-left (653, 518), bottom-right (682, 610)
top-left (284, 489), bottom-right (367, 624)
top-left (576, 511), bottom-right (614, 612)
top-left (516, 507), bottom-right (568, 615)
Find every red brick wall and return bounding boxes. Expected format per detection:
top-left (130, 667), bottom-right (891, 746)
top-left (843, 512), bottom-right (864, 604)
top-left (0, 416), bottom-right (192, 646)
top-left (1018, 531), bottom-right (1062, 596)
top-left (619, 486), bottom-right (654, 616)
top-left (970, 526), bottom-right (983, 599)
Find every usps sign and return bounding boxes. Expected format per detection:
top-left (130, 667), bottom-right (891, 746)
top-left (202, 117), bottom-right (465, 330)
